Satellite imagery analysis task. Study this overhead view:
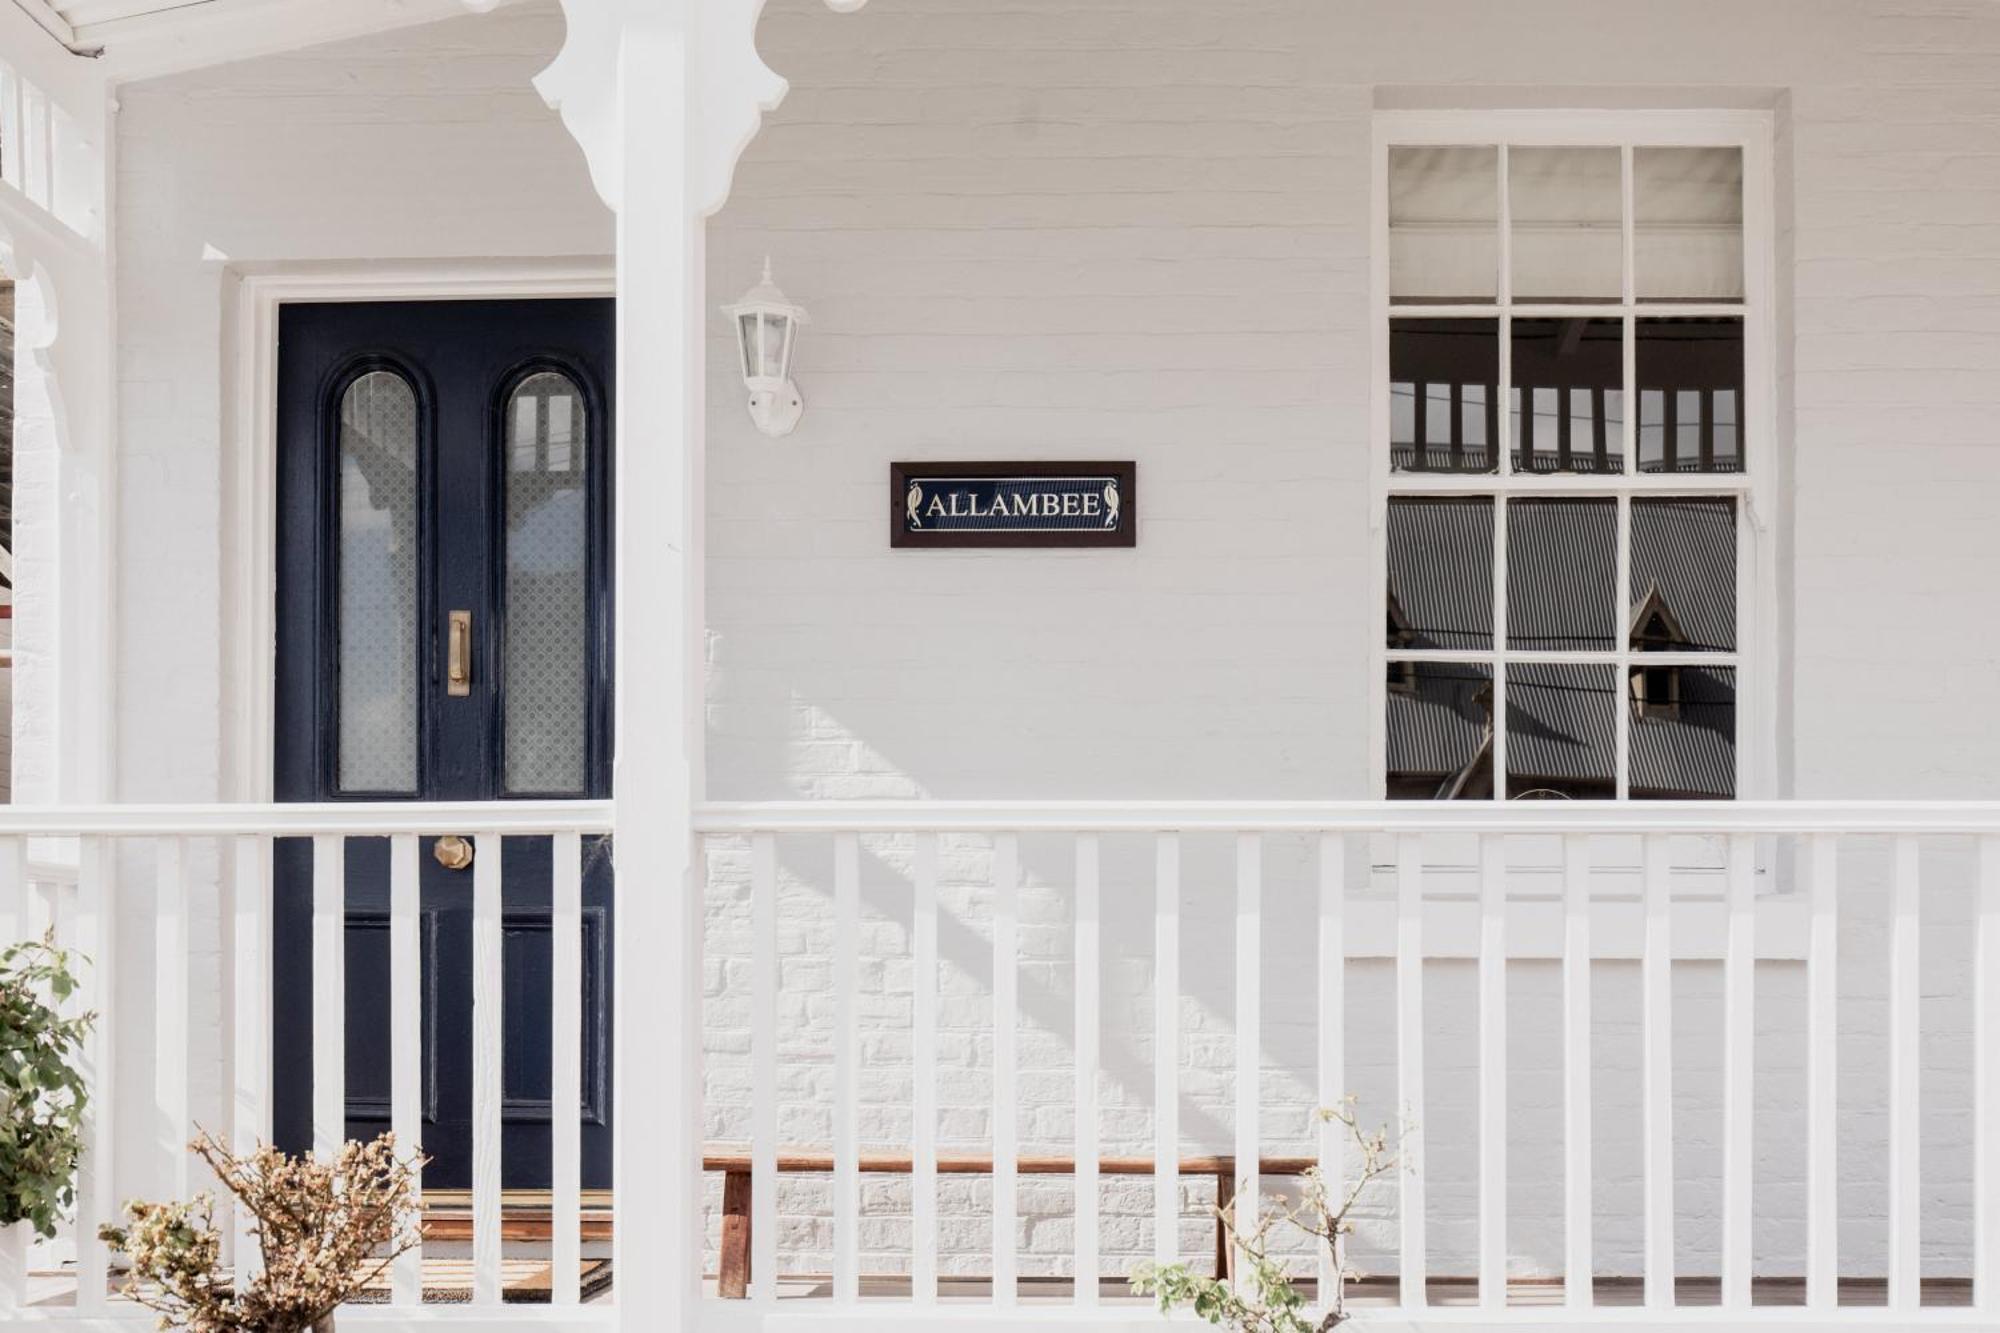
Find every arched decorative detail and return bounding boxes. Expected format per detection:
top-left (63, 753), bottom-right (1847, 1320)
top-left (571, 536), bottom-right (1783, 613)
top-left (465, 0), bottom-right (866, 216)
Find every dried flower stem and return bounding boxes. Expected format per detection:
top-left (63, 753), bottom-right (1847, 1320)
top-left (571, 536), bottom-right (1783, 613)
top-left (101, 1130), bottom-right (424, 1333)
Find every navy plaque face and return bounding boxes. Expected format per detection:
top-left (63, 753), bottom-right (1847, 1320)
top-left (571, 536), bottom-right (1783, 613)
top-left (891, 461), bottom-right (1137, 548)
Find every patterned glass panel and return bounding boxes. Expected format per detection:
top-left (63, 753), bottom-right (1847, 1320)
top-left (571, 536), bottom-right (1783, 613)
top-left (505, 371), bottom-right (590, 794)
top-left (337, 370), bottom-right (419, 793)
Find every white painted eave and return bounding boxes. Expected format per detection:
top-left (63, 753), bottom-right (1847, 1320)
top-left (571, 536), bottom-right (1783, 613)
top-left (31, 0), bottom-right (538, 82)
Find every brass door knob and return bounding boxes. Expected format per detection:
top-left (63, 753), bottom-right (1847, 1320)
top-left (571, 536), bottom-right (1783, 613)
top-left (434, 835), bottom-right (474, 870)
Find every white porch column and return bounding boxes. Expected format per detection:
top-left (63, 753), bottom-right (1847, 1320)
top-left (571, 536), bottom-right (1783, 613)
top-left (0, 4), bottom-right (115, 807)
top-left (510, 0), bottom-right (862, 1323)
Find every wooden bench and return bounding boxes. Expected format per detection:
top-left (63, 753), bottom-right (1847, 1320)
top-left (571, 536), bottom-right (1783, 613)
top-left (703, 1150), bottom-right (1317, 1300)
top-left (420, 1189), bottom-right (615, 1242)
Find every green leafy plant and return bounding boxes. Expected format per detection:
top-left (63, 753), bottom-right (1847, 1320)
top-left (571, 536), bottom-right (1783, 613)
top-left (1130, 1100), bottom-right (1403, 1332)
top-left (101, 1130), bottom-right (424, 1333)
top-left (0, 931), bottom-right (95, 1238)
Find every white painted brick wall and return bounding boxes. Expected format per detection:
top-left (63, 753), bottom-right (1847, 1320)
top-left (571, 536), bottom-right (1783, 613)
top-left (96, 0), bottom-right (2000, 1292)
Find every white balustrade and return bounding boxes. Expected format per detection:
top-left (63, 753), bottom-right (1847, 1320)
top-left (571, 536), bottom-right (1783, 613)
top-left (0, 801), bottom-right (611, 1327)
top-left (16, 799), bottom-right (2000, 1329)
top-left (688, 800), bottom-right (2000, 1328)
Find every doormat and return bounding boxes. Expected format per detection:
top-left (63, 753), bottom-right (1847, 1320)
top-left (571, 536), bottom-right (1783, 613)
top-left (346, 1258), bottom-right (612, 1304)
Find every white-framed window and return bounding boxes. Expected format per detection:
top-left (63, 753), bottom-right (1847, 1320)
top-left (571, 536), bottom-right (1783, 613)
top-left (1371, 111), bottom-right (1772, 801)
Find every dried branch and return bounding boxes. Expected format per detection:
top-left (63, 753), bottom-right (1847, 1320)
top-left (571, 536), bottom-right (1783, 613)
top-left (101, 1129), bottom-right (424, 1333)
top-left (1131, 1099), bottom-right (1406, 1333)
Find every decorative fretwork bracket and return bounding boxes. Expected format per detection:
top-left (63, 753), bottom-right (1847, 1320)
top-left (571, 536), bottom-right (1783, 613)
top-left (463, 0), bottom-right (866, 216)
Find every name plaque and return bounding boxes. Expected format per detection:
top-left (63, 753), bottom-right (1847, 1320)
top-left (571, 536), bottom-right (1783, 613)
top-left (890, 461), bottom-right (1136, 549)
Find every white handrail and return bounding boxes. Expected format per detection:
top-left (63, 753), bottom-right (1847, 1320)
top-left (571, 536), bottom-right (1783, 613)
top-left (0, 800), bottom-right (613, 836)
top-left (695, 798), bottom-right (2000, 834)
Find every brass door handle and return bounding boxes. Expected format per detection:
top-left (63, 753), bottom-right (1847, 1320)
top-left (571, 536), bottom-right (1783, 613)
top-left (447, 610), bottom-right (472, 697)
top-left (434, 835), bottom-right (474, 870)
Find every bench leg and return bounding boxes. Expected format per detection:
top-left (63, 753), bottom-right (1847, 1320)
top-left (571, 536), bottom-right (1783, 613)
top-left (719, 1170), bottom-right (752, 1299)
top-left (1214, 1171), bottom-right (1234, 1281)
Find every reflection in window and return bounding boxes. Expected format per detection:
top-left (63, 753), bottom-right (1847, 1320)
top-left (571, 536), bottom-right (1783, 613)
top-left (1630, 498), bottom-right (1735, 653)
top-left (1630, 665), bottom-right (1735, 799)
top-left (1635, 146), bottom-right (1744, 302)
top-left (337, 370), bottom-right (419, 793)
top-left (1390, 145), bottom-right (1498, 304)
top-left (1387, 662), bottom-right (1493, 801)
top-left (1390, 319), bottom-right (1497, 473)
top-left (1510, 146), bottom-right (1623, 302)
top-left (1507, 663), bottom-right (1615, 800)
top-left (504, 371), bottom-right (590, 795)
top-left (1638, 318), bottom-right (1744, 473)
top-left (1510, 318), bottom-right (1623, 473)
top-left (1508, 498), bottom-right (1616, 650)
top-left (1386, 497), bottom-right (1494, 651)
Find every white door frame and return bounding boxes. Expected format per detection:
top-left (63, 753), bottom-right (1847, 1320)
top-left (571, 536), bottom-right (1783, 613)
top-left (222, 258), bottom-right (616, 803)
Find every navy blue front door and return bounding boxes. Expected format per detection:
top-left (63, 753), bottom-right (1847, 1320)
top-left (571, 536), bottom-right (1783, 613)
top-left (273, 298), bottom-right (614, 1190)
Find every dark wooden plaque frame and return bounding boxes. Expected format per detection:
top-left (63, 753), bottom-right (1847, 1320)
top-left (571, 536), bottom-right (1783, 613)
top-left (890, 461), bottom-right (1137, 549)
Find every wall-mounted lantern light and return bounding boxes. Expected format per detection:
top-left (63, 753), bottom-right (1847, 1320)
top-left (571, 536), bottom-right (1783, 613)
top-left (723, 257), bottom-right (809, 437)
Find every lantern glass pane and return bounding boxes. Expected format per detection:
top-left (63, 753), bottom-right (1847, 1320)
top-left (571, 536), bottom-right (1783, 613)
top-left (777, 316), bottom-right (797, 381)
top-left (757, 313), bottom-right (788, 380)
top-left (737, 313), bottom-right (759, 379)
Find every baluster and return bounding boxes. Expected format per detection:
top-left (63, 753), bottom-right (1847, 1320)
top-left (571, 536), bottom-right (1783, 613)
top-left (0, 1218), bottom-right (20, 1315)
top-left (471, 834), bottom-right (503, 1305)
top-left (1642, 834), bottom-right (1674, 1309)
top-left (1075, 833), bottom-right (1101, 1307)
top-left (1233, 833), bottom-right (1261, 1295)
top-left (1805, 834), bottom-right (1838, 1312)
top-left (750, 832), bottom-right (780, 1305)
top-left (0, 835), bottom-right (20, 944)
top-left (911, 833), bottom-right (939, 1306)
top-left (311, 834), bottom-right (346, 1161)
top-left (1888, 836), bottom-right (1921, 1312)
top-left (1477, 835), bottom-right (1506, 1311)
top-left (74, 836), bottom-right (112, 1313)
top-left (155, 838), bottom-right (191, 1201)
top-left (1721, 834), bottom-right (1756, 1310)
top-left (0, 65), bottom-right (19, 192)
top-left (1561, 835), bottom-right (1592, 1310)
top-left (1977, 836), bottom-right (2000, 1314)
top-left (832, 832), bottom-right (860, 1303)
top-left (390, 834), bottom-right (424, 1305)
top-left (0, 838), bottom-right (26, 1312)
top-left (1396, 834), bottom-right (1425, 1309)
top-left (992, 832), bottom-right (1019, 1307)
top-left (1316, 833), bottom-right (1345, 1311)
top-left (1154, 833), bottom-right (1180, 1270)
top-left (230, 835), bottom-right (272, 1281)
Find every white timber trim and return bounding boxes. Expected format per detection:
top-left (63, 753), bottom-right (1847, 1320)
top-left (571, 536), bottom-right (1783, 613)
top-left (222, 259), bottom-right (614, 805)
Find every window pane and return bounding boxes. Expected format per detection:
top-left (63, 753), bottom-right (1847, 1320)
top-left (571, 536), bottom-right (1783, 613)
top-left (1390, 145), bottom-right (1498, 303)
top-left (1511, 146), bottom-right (1623, 303)
top-left (1630, 664), bottom-right (1735, 800)
top-left (504, 371), bottom-right (590, 795)
top-left (1635, 146), bottom-right (1743, 301)
top-left (1510, 318), bottom-right (1623, 473)
top-left (1388, 496), bottom-right (1494, 651)
top-left (1507, 663), bottom-right (1616, 800)
top-left (1508, 497), bottom-right (1616, 649)
top-left (1630, 497), bottom-right (1736, 653)
top-left (1391, 318), bottom-right (1497, 473)
top-left (1637, 317), bottom-right (1744, 472)
top-left (1387, 662), bottom-right (1494, 800)
top-left (337, 370), bottom-right (419, 794)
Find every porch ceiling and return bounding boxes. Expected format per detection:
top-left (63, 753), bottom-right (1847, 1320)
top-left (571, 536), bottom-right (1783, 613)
top-left (15, 0), bottom-right (533, 77)
top-left (50, 0), bottom-right (192, 26)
